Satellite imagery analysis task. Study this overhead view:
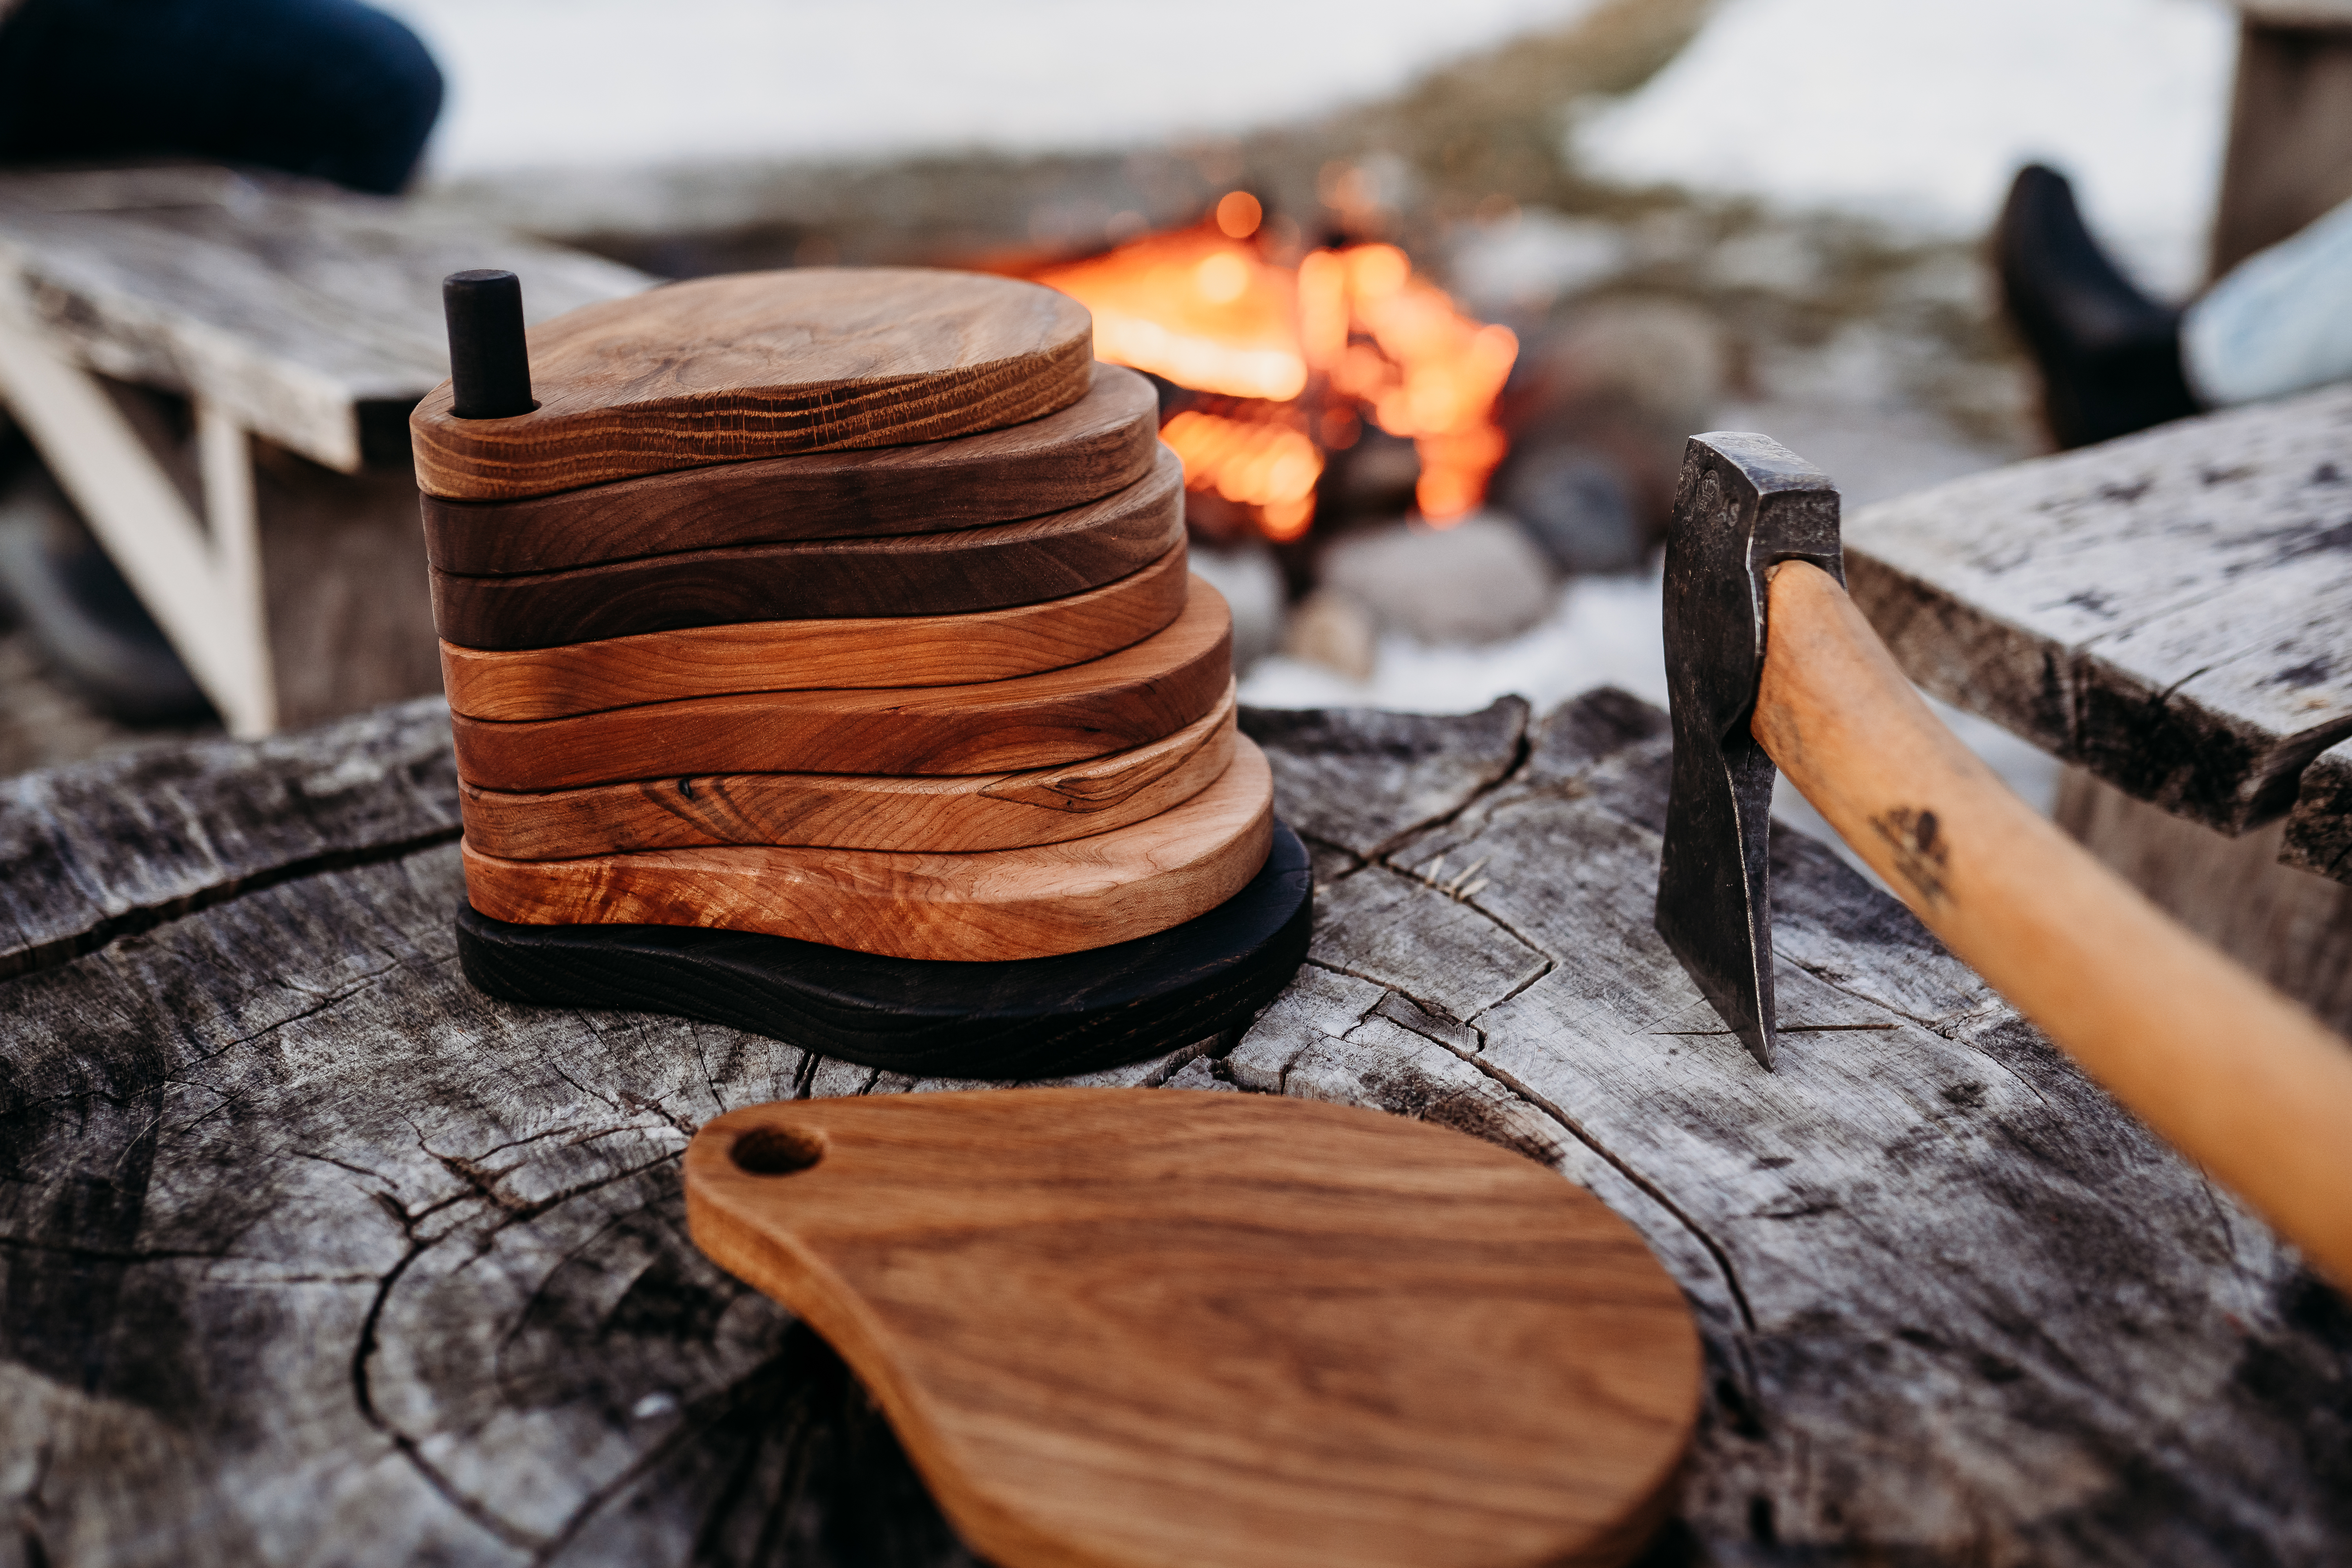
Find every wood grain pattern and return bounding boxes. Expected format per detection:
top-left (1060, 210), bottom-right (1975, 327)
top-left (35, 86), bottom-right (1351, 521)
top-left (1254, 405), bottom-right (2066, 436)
top-left (461, 736), bottom-right (1275, 961)
top-left (409, 270), bottom-right (1095, 501)
top-left (430, 446), bottom-right (1184, 652)
top-left (440, 545), bottom-right (1189, 722)
top-left (450, 579), bottom-right (1231, 791)
top-left (685, 1089), bottom-right (1700, 1568)
top-left (420, 364), bottom-right (1160, 575)
top-left (9, 691), bottom-right (2351, 1565)
top-left (1755, 560), bottom-right (2352, 1287)
top-left (459, 687), bottom-right (1236, 858)
top-left (454, 822), bottom-right (1312, 1079)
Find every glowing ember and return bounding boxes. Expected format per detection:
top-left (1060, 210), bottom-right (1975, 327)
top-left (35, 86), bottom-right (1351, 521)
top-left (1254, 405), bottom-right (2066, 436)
top-left (1030, 197), bottom-right (1516, 541)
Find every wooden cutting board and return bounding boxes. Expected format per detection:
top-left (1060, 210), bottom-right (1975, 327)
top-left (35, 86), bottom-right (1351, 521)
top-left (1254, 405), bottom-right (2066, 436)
top-left (440, 545), bottom-right (1189, 723)
top-left (682, 1088), bottom-right (1701, 1568)
top-left (410, 269), bottom-right (1096, 500)
top-left (421, 364), bottom-right (1159, 575)
top-left (449, 582), bottom-right (1231, 791)
top-left (430, 446), bottom-right (1183, 652)
top-left (462, 737), bottom-right (1273, 961)
top-left (460, 689), bottom-right (1236, 859)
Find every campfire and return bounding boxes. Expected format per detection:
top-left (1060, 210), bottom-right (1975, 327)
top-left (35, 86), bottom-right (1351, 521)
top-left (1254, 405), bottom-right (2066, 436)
top-left (1029, 192), bottom-right (1517, 544)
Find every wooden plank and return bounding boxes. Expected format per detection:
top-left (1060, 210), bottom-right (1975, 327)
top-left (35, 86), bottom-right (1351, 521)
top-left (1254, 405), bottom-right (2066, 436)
top-left (686, 1089), bottom-right (1698, 1568)
top-left (441, 545), bottom-right (1189, 722)
top-left (420, 364), bottom-right (1160, 575)
top-left (0, 690), bottom-right (2343, 1561)
top-left (2284, 734), bottom-right (2352, 878)
top-left (459, 739), bottom-right (1275, 962)
top-left (460, 688), bottom-right (1236, 858)
top-left (449, 582), bottom-right (1230, 790)
top-left (0, 167), bottom-right (652, 472)
top-left (428, 446), bottom-right (1183, 651)
top-left (409, 270), bottom-right (1095, 501)
top-left (1843, 383), bottom-right (2352, 842)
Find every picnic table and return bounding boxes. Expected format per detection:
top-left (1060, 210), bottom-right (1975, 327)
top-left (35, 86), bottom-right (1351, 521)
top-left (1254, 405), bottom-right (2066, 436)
top-left (2, 690), bottom-right (2343, 1566)
top-left (1846, 383), bottom-right (2352, 1031)
top-left (0, 165), bottom-right (651, 735)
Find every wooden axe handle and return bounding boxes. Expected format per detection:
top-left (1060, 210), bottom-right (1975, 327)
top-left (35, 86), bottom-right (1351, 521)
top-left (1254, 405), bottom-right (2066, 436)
top-left (1755, 561), bottom-right (2352, 1287)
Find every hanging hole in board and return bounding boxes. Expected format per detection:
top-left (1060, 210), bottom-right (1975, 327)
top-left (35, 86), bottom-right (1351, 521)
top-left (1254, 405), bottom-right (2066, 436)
top-left (731, 1125), bottom-right (826, 1176)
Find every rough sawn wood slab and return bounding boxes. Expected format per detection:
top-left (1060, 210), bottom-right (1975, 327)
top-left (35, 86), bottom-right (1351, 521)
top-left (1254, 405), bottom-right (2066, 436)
top-left (1, 691), bottom-right (2347, 1566)
top-left (409, 269), bottom-right (1095, 501)
top-left (686, 1090), bottom-right (1699, 1568)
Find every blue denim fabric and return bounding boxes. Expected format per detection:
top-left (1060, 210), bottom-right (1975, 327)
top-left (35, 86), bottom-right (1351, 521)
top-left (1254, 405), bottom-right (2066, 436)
top-left (2183, 192), bottom-right (2352, 407)
top-left (0, 0), bottom-right (440, 195)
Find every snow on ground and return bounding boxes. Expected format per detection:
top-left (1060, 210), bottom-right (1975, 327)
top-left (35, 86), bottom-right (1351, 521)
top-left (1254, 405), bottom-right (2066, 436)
top-left (376, 0), bottom-right (1600, 179)
top-left (1574, 0), bottom-right (2237, 298)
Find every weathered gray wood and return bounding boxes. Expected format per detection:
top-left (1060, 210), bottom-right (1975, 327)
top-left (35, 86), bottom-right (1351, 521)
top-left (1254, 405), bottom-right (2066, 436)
top-left (2285, 734), bottom-right (2352, 878)
top-left (1, 691), bottom-right (2346, 1566)
top-left (0, 166), bottom-right (653, 471)
top-left (1846, 383), bottom-right (2352, 854)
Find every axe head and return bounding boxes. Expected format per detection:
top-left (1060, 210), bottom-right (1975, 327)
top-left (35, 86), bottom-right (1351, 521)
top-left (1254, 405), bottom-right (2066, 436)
top-left (1655, 434), bottom-right (1844, 1070)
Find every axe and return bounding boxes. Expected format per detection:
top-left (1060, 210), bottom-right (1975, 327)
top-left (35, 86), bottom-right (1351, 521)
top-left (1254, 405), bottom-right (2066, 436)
top-left (1657, 432), bottom-right (2352, 1287)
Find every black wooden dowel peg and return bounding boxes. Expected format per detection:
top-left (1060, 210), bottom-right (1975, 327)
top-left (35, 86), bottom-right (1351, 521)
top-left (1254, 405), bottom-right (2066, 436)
top-left (443, 269), bottom-right (534, 419)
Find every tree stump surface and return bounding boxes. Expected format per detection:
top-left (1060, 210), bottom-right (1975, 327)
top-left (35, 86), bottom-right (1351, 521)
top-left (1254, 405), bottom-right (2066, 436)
top-left (2, 692), bottom-right (2347, 1568)
top-left (1843, 383), bottom-right (2352, 862)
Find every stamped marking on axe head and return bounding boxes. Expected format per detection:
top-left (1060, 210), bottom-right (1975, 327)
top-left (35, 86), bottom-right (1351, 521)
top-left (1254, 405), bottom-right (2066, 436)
top-left (1655, 433), bottom-right (1844, 1070)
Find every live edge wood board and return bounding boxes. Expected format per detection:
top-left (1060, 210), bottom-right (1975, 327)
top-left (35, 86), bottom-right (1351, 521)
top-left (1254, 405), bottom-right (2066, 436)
top-left (451, 584), bottom-right (1232, 790)
top-left (421, 365), bottom-right (1160, 575)
top-left (461, 689), bottom-right (1237, 858)
top-left (441, 546), bottom-right (1191, 722)
top-left (684, 1090), bottom-right (1700, 1568)
top-left (461, 737), bottom-right (1274, 962)
top-left (409, 269), bottom-right (1095, 500)
top-left (430, 446), bottom-right (1183, 650)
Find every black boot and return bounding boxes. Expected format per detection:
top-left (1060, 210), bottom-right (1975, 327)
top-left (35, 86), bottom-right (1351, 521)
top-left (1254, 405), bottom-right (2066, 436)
top-left (1995, 164), bottom-right (2201, 449)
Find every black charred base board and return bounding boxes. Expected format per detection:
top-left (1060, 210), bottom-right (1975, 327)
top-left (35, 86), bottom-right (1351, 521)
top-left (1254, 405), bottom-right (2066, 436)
top-left (456, 823), bottom-right (1312, 1079)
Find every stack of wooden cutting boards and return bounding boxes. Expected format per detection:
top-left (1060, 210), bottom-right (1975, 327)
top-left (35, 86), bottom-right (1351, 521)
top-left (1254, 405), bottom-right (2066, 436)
top-left (411, 269), bottom-right (1276, 967)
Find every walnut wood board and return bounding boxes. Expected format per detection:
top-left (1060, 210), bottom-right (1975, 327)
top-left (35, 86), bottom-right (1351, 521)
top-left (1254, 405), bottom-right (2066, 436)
top-left (450, 581), bottom-right (1231, 791)
top-left (7, 692), bottom-right (2350, 1566)
top-left (409, 269), bottom-right (1095, 501)
top-left (461, 736), bottom-right (1274, 961)
top-left (684, 1088), bottom-right (1699, 1568)
top-left (420, 365), bottom-right (1160, 575)
top-left (430, 446), bottom-right (1183, 652)
top-left (441, 547), bottom-right (1189, 723)
top-left (1843, 382), bottom-right (2352, 851)
top-left (454, 822), bottom-right (1312, 1078)
top-left (461, 688), bottom-right (1236, 859)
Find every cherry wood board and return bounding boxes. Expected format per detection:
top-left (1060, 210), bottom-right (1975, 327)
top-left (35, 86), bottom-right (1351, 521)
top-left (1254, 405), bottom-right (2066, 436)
top-left (421, 364), bottom-right (1159, 575)
top-left (682, 1087), bottom-right (1699, 1568)
top-left (440, 547), bottom-right (1189, 723)
top-left (430, 446), bottom-right (1184, 652)
top-left (450, 583), bottom-right (1231, 791)
top-left (409, 269), bottom-right (1095, 501)
top-left (461, 689), bottom-right (1236, 860)
top-left (452, 821), bottom-right (1313, 1077)
top-left (461, 737), bottom-right (1274, 962)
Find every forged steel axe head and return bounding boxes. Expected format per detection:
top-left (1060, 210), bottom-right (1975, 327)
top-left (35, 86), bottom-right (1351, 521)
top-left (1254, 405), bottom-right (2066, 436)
top-left (1655, 434), bottom-right (1843, 1070)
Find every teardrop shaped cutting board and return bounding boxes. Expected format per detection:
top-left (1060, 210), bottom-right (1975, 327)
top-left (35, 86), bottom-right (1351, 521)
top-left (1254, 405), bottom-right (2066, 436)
top-left (460, 688), bottom-right (1236, 859)
top-left (430, 445), bottom-right (1183, 652)
top-left (683, 1088), bottom-right (1701, 1568)
top-left (421, 364), bottom-right (1160, 575)
top-left (441, 545), bottom-right (1191, 723)
top-left (410, 269), bottom-right (1096, 500)
top-left (461, 734), bottom-right (1273, 961)
top-left (449, 579), bottom-right (1231, 791)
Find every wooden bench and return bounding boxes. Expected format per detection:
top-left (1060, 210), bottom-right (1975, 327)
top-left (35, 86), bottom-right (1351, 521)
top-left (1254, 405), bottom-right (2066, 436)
top-left (1, 691), bottom-right (2341, 1563)
top-left (1846, 383), bottom-right (2352, 1031)
top-left (0, 165), bottom-right (652, 735)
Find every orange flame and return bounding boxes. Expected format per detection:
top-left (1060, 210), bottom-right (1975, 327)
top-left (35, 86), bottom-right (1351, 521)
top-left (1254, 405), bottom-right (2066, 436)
top-left (1031, 205), bottom-right (1515, 539)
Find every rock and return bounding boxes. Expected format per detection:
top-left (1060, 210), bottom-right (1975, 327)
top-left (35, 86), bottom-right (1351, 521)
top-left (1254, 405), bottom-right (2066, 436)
top-left (1319, 515), bottom-right (1557, 645)
top-left (1493, 445), bottom-right (1645, 574)
top-left (1280, 587), bottom-right (1379, 680)
top-left (1185, 539), bottom-right (1286, 674)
